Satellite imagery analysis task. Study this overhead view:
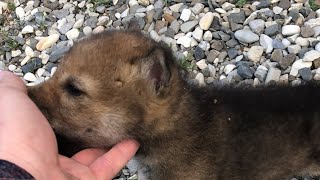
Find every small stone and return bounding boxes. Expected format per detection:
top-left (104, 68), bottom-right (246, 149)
top-left (196, 59), bottom-right (207, 69)
top-left (272, 39), bottom-right (285, 49)
top-left (11, 50), bottom-right (21, 57)
top-left (237, 63), bottom-right (253, 79)
top-left (260, 34), bottom-right (273, 53)
top-left (298, 68), bottom-right (312, 81)
top-left (8, 64), bottom-right (16, 71)
top-left (199, 12), bottom-right (214, 30)
top-left (301, 26), bottom-right (315, 38)
top-left (203, 31), bottom-right (212, 41)
top-left (278, 0), bottom-right (290, 9)
top-left (195, 72), bottom-right (205, 86)
top-left (25, 46), bottom-right (35, 58)
top-left (208, 64), bottom-right (216, 77)
top-left (305, 18), bottom-right (320, 28)
top-left (282, 25), bottom-right (301, 36)
top-left (290, 59), bottom-right (312, 76)
top-left (85, 17), bottom-right (98, 28)
top-left (249, 19), bottom-right (265, 34)
top-left (180, 9), bottom-right (191, 22)
top-left (21, 25), bottom-right (34, 34)
top-left (169, 3), bottom-right (183, 13)
top-left (192, 27), bottom-right (203, 42)
top-left (287, 45), bottom-right (301, 54)
top-left (73, 18), bottom-right (84, 28)
top-left (264, 24), bottom-right (280, 36)
top-left (36, 68), bottom-right (46, 77)
top-left (295, 37), bottom-right (309, 47)
top-left (247, 46), bottom-right (264, 62)
top-left (282, 39), bottom-right (291, 48)
top-left (191, 3), bottom-right (204, 15)
top-left (224, 64), bottom-right (236, 75)
top-left (180, 21), bottom-right (198, 33)
top-left (271, 49), bottom-right (283, 62)
top-left (194, 46), bottom-right (205, 60)
top-left (273, 6), bottom-right (283, 14)
top-left (234, 30), bottom-right (259, 43)
top-left (279, 53), bottom-right (296, 69)
top-left (15, 7), bottom-right (25, 20)
top-left (303, 50), bottom-right (320, 62)
top-left (24, 72), bottom-right (37, 82)
top-left (254, 65), bottom-right (268, 82)
top-left (153, 9), bottom-right (163, 20)
top-left (177, 36), bottom-right (191, 48)
top-left (36, 34), bottom-right (60, 51)
top-left (265, 67), bottom-right (281, 84)
top-left (227, 48), bottom-right (238, 59)
top-left (83, 26), bottom-right (92, 35)
top-left (228, 11), bottom-right (246, 24)
top-left (66, 29), bottom-right (79, 40)
top-left (49, 47), bottom-right (70, 63)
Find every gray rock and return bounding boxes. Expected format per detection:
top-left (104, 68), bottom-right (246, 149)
top-left (59, 22), bottom-right (73, 34)
top-left (257, 1), bottom-right (271, 9)
top-left (34, 12), bottom-right (45, 25)
top-left (226, 39), bottom-right (238, 48)
top-left (180, 20), bottom-right (198, 33)
top-left (170, 20), bottom-right (180, 33)
top-left (254, 65), bottom-right (268, 82)
top-left (49, 46), bottom-right (70, 63)
top-left (278, 0), bottom-right (290, 9)
top-left (249, 19), bottom-right (265, 34)
top-left (298, 68), bottom-right (313, 81)
top-left (279, 53), bottom-right (296, 69)
top-left (301, 26), bottom-right (315, 38)
top-left (21, 58), bottom-right (42, 73)
top-left (230, 22), bottom-right (243, 31)
top-left (96, 6), bottom-right (106, 13)
top-left (53, 9), bottom-right (69, 19)
top-left (153, 9), bottom-right (163, 20)
top-left (228, 11), bottom-right (245, 24)
top-left (211, 41), bottom-right (224, 51)
top-left (85, 17), bottom-right (98, 28)
top-left (154, 0), bottom-right (164, 9)
top-left (237, 63), bottom-right (253, 79)
top-left (271, 49), bottom-right (283, 62)
top-left (264, 24), bottom-right (280, 36)
top-left (194, 46), bottom-right (205, 60)
top-left (234, 30), bottom-right (259, 43)
top-left (227, 48), bottom-right (238, 59)
top-left (273, 38), bottom-right (285, 49)
top-left (265, 67), bottom-right (281, 84)
top-left (207, 50), bottom-right (219, 62)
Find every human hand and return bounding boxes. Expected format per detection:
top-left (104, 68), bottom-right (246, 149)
top-left (0, 71), bottom-right (139, 180)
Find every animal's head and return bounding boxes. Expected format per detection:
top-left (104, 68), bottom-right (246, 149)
top-left (28, 31), bottom-right (183, 152)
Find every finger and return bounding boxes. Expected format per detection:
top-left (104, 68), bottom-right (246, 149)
top-left (90, 140), bottom-right (139, 180)
top-left (0, 71), bottom-right (26, 93)
top-left (59, 155), bottom-right (96, 180)
top-left (72, 148), bottom-right (107, 166)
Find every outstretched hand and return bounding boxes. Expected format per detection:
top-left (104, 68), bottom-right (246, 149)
top-left (0, 71), bottom-right (139, 180)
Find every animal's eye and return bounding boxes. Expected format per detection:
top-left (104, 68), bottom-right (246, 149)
top-left (64, 82), bottom-right (83, 96)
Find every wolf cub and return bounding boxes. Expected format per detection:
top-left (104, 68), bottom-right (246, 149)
top-left (29, 30), bottom-right (320, 180)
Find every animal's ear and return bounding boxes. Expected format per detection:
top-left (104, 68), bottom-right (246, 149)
top-left (141, 47), bottom-right (172, 95)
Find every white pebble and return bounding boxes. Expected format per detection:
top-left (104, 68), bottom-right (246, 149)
top-left (195, 72), bottom-right (205, 86)
top-left (24, 72), bottom-right (37, 82)
top-left (247, 46), bottom-right (264, 63)
top-left (295, 37), bottom-right (309, 47)
top-left (93, 26), bottom-right (105, 34)
top-left (11, 50), bottom-right (21, 57)
top-left (287, 45), bottom-right (301, 54)
top-left (8, 64), bottom-right (16, 71)
top-left (36, 68), bottom-right (46, 77)
top-left (20, 56), bottom-right (31, 66)
top-left (224, 64), bottom-right (236, 75)
top-left (273, 6), bottom-right (283, 14)
top-left (177, 36), bottom-right (192, 48)
top-left (66, 28), bottom-right (79, 40)
top-left (303, 50), bottom-right (320, 62)
top-left (192, 27), bottom-right (203, 42)
top-left (282, 39), bottom-right (291, 48)
top-left (196, 59), bottom-right (207, 70)
top-left (51, 67), bottom-right (57, 77)
top-left (282, 25), bottom-right (301, 36)
top-left (203, 31), bottom-right (212, 41)
top-left (315, 42), bottom-right (320, 52)
top-left (15, 7), bottom-right (25, 20)
top-left (73, 18), bottom-right (84, 28)
top-left (25, 46), bottom-right (35, 58)
top-left (260, 34), bottom-right (273, 54)
top-left (180, 9), bottom-right (191, 22)
top-left (83, 26), bottom-right (92, 35)
top-left (39, 53), bottom-right (49, 64)
top-left (21, 25), bottom-right (34, 34)
top-left (169, 3), bottom-right (183, 13)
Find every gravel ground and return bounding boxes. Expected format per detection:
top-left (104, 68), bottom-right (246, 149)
top-left (1, 0), bottom-right (320, 179)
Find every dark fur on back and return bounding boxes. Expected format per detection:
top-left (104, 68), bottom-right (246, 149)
top-left (28, 30), bottom-right (320, 180)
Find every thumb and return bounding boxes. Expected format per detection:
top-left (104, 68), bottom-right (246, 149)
top-left (0, 71), bottom-right (27, 93)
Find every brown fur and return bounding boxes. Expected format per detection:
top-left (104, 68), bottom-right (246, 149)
top-left (28, 30), bottom-right (320, 180)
